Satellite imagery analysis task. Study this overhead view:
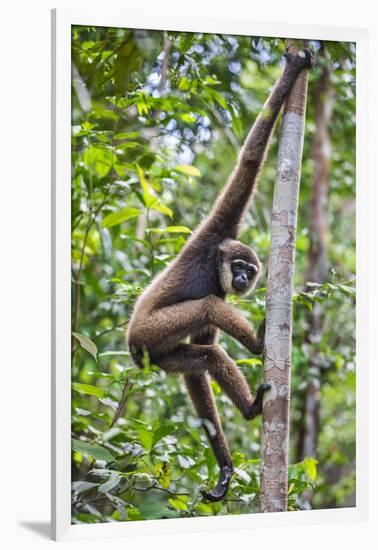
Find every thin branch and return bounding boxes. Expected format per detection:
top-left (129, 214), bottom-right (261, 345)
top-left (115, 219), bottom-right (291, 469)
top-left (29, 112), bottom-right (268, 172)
top-left (208, 103), bottom-right (240, 152)
top-left (132, 484), bottom-right (190, 497)
top-left (92, 321), bottom-right (129, 342)
top-left (109, 379), bottom-right (133, 428)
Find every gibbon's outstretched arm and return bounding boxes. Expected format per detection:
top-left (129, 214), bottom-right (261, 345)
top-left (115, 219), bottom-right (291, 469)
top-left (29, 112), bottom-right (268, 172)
top-left (201, 49), bottom-right (313, 239)
top-left (130, 295), bottom-right (265, 358)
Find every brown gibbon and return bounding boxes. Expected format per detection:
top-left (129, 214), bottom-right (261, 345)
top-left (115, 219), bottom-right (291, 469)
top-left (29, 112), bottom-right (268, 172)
top-left (126, 47), bottom-right (313, 501)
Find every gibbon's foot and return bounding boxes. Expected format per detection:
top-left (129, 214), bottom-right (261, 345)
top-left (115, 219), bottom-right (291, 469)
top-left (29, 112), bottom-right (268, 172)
top-left (284, 46), bottom-right (315, 70)
top-left (201, 464), bottom-right (233, 502)
top-left (245, 383), bottom-right (271, 420)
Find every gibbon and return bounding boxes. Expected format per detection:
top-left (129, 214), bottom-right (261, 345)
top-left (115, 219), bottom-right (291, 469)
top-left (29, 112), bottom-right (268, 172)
top-left (127, 48), bottom-right (313, 501)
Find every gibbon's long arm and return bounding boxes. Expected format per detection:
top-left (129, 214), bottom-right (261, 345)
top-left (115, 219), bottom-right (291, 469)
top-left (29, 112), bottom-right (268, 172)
top-left (130, 295), bottom-right (264, 357)
top-left (201, 49), bottom-right (312, 239)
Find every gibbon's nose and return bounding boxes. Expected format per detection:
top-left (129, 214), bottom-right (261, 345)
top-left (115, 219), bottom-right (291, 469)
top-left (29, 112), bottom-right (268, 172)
top-left (233, 272), bottom-right (249, 291)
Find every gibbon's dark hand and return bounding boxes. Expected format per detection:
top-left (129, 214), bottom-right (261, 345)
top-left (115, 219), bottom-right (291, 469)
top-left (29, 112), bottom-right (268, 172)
top-left (284, 46), bottom-right (315, 70)
top-left (246, 383), bottom-right (272, 420)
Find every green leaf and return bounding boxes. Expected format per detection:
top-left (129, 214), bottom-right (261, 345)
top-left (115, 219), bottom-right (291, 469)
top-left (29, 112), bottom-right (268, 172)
top-left (72, 439), bottom-right (115, 463)
top-left (136, 165), bottom-right (173, 218)
top-left (234, 467), bottom-right (251, 483)
top-left (136, 164), bottom-right (150, 194)
top-left (72, 481), bottom-right (99, 494)
top-left (116, 141), bottom-right (140, 151)
top-left (205, 88), bottom-right (228, 110)
top-left (98, 350), bottom-right (131, 357)
top-left (98, 472), bottom-right (121, 493)
top-left (175, 165), bottom-right (201, 177)
top-left (72, 332), bottom-right (98, 360)
top-left (143, 193), bottom-right (173, 218)
top-left (83, 145), bottom-right (114, 178)
top-left (152, 424), bottom-right (176, 446)
top-left (102, 208), bottom-right (140, 228)
top-left (149, 226), bottom-right (192, 235)
top-left (179, 113), bottom-right (197, 124)
top-left (168, 498), bottom-right (188, 511)
top-left (338, 283), bottom-right (356, 297)
top-left (177, 455), bottom-right (195, 469)
top-left (235, 358), bottom-right (263, 367)
top-left (72, 382), bottom-right (105, 398)
top-left (90, 106), bottom-right (119, 122)
top-left (139, 501), bottom-right (173, 520)
top-left (155, 462), bottom-right (171, 489)
top-left (178, 77), bottom-right (191, 91)
top-left (194, 502), bottom-right (213, 515)
top-left (150, 202), bottom-right (173, 218)
top-left (303, 457), bottom-right (318, 481)
top-left (135, 425), bottom-right (154, 451)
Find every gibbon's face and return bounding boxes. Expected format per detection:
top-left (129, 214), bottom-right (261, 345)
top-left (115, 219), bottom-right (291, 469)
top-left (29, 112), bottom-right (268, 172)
top-left (230, 259), bottom-right (259, 294)
top-left (218, 239), bottom-right (261, 296)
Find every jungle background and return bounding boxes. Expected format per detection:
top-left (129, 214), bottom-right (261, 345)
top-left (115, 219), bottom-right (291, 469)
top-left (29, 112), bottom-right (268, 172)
top-left (71, 27), bottom-right (356, 523)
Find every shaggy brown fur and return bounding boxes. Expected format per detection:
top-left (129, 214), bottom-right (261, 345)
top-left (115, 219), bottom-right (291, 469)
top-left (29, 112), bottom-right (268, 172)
top-left (126, 48), bottom-right (313, 502)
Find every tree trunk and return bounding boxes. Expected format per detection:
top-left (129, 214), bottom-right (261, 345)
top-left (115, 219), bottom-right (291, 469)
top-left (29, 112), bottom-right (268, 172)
top-left (259, 40), bottom-right (309, 513)
top-left (299, 54), bottom-right (333, 478)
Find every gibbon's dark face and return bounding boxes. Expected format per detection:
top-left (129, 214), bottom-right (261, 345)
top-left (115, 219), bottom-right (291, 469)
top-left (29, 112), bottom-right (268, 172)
top-left (218, 239), bottom-right (261, 296)
top-left (231, 259), bottom-right (259, 293)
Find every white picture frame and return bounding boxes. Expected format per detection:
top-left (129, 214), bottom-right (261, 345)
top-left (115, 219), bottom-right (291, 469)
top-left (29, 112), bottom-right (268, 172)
top-left (51, 8), bottom-right (369, 541)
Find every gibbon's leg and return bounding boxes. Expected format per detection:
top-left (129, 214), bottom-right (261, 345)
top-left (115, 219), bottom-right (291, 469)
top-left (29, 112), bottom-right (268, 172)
top-left (156, 343), bottom-right (269, 420)
top-left (186, 328), bottom-right (233, 501)
top-left (184, 372), bottom-right (233, 502)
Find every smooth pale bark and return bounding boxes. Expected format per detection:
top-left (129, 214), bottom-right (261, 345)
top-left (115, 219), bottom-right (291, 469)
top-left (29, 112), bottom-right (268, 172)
top-left (259, 41), bottom-right (309, 513)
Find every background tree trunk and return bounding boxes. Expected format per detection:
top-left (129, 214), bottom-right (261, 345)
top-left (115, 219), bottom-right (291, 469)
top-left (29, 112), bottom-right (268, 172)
top-left (297, 52), bottom-right (334, 507)
top-left (302, 56), bottom-right (333, 458)
top-left (259, 40), bottom-right (309, 513)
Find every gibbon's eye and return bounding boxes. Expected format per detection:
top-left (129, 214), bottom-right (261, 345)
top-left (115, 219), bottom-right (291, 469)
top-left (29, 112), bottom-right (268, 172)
top-left (231, 260), bottom-right (246, 271)
top-left (247, 264), bottom-right (259, 277)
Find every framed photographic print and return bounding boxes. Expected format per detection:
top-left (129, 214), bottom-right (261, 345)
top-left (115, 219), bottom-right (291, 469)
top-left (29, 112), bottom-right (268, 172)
top-left (52, 8), bottom-right (369, 541)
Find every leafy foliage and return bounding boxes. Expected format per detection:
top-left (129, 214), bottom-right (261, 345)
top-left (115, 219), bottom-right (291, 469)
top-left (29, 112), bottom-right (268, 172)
top-left (71, 27), bottom-right (356, 523)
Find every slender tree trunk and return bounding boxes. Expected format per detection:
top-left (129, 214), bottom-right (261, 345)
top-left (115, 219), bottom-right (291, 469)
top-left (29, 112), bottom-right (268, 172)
top-left (259, 40), bottom-right (309, 513)
top-left (299, 55), bottom-right (333, 472)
